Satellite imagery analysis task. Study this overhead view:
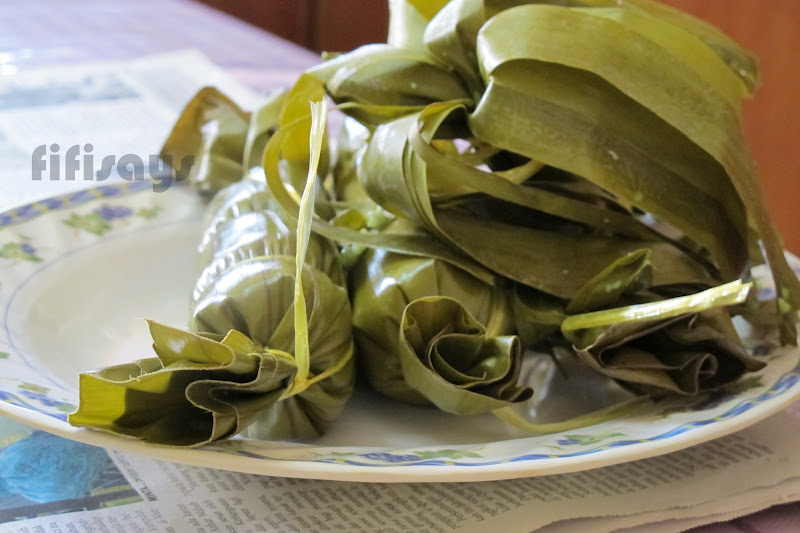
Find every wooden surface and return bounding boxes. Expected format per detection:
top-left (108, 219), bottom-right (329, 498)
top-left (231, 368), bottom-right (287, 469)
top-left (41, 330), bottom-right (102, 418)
top-left (659, 0), bottom-right (800, 254)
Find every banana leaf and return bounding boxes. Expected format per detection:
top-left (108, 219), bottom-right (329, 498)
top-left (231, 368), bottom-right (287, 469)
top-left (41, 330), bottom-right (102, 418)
top-left (397, 0), bottom-right (757, 101)
top-left (376, 0), bottom-right (777, 304)
top-left (72, 102), bottom-right (356, 445)
top-left (470, 63), bottom-right (747, 283)
top-left (511, 287), bottom-right (567, 351)
top-left (422, 0), bottom-right (486, 101)
top-left (331, 117), bottom-right (373, 205)
top-left (159, 87), bottom-right (288, 196)
top-left (350, 247), bottom-right (531, 412)
top-left (159, 79), bottom-right (330, 200)
top-left (354, 100), bottom-right (717, 299)
top-left (273, 74), bottom-right (333, 194)
top-left (325, 48), bottom-right (469, 109)
top-left (190, 255), bottom-right (354, 440)
top-left (462, 0), bottom-right (760, 95)
top-left (243, 90), bottom-right (289, 171)
top-left (72, 0), bottom-right (796, 446)
top-left (261, 78), bottom-right (498, 285)
top-left (470, 4), bottom-right (800, 340)
top-left (69, 323), bottom-right (298, 446)
top-left (194, 178), bottom-right (344, 299)
top-left (568, 0), bottom-right (759, 93)
top-left (512, 249), bottom-right (654, 349)
top-left (307, 44), bottom-right (469, 126)
top-left (294, 0), bottom-right (771, 310)
top-left (398, 297), bottom-right (532, 414)
top-left (159, 87), bottom-right (249, 194)
top-left (330, 117), bottom-right (397, 268)
top-left (562, 281), bottom-right (766, 394)
top-left (565, 249), bottom-right (654, 314)
top-left (387, 0), bottom-right (429, 53)
top-left (407, 0), bottom-right (451, 20)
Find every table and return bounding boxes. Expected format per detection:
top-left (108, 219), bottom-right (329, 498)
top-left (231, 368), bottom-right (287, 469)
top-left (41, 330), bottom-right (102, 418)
top-left (1, 1), bottom-right (798, 531)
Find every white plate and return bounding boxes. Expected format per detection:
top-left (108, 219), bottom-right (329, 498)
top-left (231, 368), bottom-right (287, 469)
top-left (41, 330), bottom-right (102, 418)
top-left (1, 181), bottom-right (799, 482)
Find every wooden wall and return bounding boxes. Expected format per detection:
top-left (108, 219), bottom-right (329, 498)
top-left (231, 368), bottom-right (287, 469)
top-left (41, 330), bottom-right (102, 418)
top-left (659, 0), bottom-right (800, 253)
top-left (194, 1), bottom-right (388, 53)
top-left (196, 1), bottom-right (312, 48)
top-left (308, 1), bottom-right (388, 53)
top-left (196, 0), bottom-right (799, 253)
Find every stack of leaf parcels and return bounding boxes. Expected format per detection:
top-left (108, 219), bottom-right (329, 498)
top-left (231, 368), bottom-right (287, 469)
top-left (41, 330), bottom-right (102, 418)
top-left (70, 0), bottom-right (800, 446)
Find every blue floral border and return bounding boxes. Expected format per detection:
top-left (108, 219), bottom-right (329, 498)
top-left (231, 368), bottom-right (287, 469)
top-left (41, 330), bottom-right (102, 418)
top-left (0, 180), bottom-right (154, 229)
top-left (1, 181), bottom-right (170, 408)
top-left (297, 366), bottom-right (800, 467)
top-left (0, 390), bottom-right (74, 422)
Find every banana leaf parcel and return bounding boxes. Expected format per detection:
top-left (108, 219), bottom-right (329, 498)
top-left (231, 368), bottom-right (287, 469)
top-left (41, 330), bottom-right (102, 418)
top-left (70, 0), bottom-right (799, 443)
top-left (350, 247), bottom-right (532, 413)
top-left (70, 104), bottom-right (356, 446)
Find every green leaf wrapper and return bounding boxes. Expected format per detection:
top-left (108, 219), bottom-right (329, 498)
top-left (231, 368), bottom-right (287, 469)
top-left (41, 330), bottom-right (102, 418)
top-left (398, 297), bottom-right (532, 414)
top-left (71, 0), bottom-right (795, 444)
top-left (355, 99), bottom-right (716, 299)
top-left (159, 87), bottom-right (250, 195)
top-left (350, 247), bottom-right (530, 412)
top-left (334, 0), bottom-right (797, 339)
top-left (190, 254), bottom-right (354, 440)
top-left (194, 179), bottom-right (345, 297)
top-left (469, 4), bottom-right (800, 339)
top-left (159, 87), bottom-right (288, 196)
top-left (72, 103), bottom-right (355, 445)
top-left (563, 281), bottom-right (765, 394)
top-left (69, 323), bottom-right (298, 446)
top-left (513, 249), bottom-right (654, 349)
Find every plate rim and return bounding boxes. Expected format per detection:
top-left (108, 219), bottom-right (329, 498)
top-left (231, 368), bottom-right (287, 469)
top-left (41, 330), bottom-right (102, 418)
top-left (2, 380), bottom-right (798, 483)
top-left (1, 181), bottom-right (798, 483)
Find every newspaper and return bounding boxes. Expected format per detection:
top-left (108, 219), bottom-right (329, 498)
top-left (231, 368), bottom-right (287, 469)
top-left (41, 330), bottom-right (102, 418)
top-left (2, 410), bottom-right (800, 533)
top-left (2, 50), bottom-right (800, 533)
top-left (0, 50), bottom-right (264, 211)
